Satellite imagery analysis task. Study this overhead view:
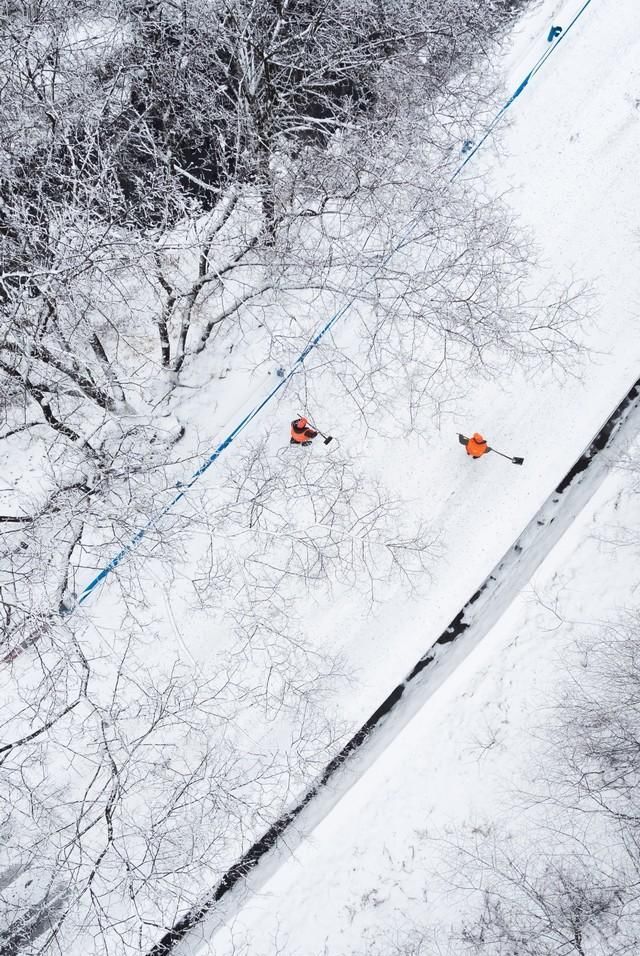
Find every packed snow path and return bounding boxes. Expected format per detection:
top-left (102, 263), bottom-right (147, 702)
top-left (148, 373), bottom-right (640, 955)
top-left (144, 0), bottom-right (640, 947)
top-left (1, 0), bottom-right (638, 952)
top-left (6, 0), bottom-right (594, 637)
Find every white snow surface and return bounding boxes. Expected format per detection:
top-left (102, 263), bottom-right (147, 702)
top-left (194, 443), bottom-right (640, 956)
top-left (3, 0), bottom-right (639, 950)
top-left (74, 0), bottom-right (640, 738)
top-left (168, 0), bottom-right (640, 952)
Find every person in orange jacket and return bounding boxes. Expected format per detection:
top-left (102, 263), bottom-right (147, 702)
top-left (290, 416), bottom-right (318, 446)
top-left (460, 432), bottom-right (490, 460)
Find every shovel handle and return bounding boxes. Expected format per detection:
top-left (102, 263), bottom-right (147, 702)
top-left (307, 420), bottom-right (333, 444)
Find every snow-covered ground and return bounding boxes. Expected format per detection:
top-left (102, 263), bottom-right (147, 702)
top-left (3, 0), bottom-right (639, 951)
top-left (151, 0), bottom-right (640, 951)
top-left (76, 0), bottom-right (640, 739)
top-left (197, 432), bottom-right (640, 956)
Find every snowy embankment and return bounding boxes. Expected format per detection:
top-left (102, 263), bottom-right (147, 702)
top-left (198, 427), bottom-right (640, 956)
top-left (76, 0), bottom-right (640, 749)
top-left (158, 0), bottom-right (640, 953)
top-left (3, 0), bottom-right (639, 951)
top-left (155, 363), bottom-right (640, 956)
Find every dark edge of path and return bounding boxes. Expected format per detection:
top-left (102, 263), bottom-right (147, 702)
top-left (148, 373), bottom-right (640, 956)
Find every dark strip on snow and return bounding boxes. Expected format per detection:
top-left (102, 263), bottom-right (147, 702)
top-left (148, 373), bottom-right (640, 956)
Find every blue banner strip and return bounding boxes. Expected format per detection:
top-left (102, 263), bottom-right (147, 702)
top-left (77, 0), bottom-right (596, 606)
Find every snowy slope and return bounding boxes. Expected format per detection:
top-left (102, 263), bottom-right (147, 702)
top-left (162, 366), bottom-right (640, 956)
top-left (163, 0), bottom-right (640, 951)
top-left (199, 433), bottom-right (640, 956)
top-left (4, 0), bottom-right (639, 950)
top-left (75, 0), bottom-right (640, 737)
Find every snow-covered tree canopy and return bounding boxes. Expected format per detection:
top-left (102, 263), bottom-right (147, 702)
top-left (0, 1), bottom-right (590, 954)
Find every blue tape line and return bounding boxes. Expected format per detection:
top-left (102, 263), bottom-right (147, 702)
top-left (77, 0), bottom-right (595, 608)
top-left (77, 303), bottom-right (349, 604)
top-left (451, 0), bottom-right (595, 181)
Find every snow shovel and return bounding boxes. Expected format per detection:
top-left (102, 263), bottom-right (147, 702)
top-left (457, 433), bottom-right (523, 466)
top-left (488, 446), bottom-right (524, 466)
top-left (307, 420), bottom-right (334, 445)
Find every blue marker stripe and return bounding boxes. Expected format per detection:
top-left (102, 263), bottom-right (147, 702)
top-left (77, 303), bottom-right (350, 603)
top-left (76, 1), bottom-right (595, 607)
top-left (451, 0), bottom-right (595, 181)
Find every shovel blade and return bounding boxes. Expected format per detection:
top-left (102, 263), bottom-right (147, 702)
top-left (512, 457), bottom-right (524, 465)
top-left (323, 436), bottom-right (334, 445)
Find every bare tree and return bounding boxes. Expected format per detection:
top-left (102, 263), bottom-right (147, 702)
top-left (425, 614), bottom-right (640, 956)
top-left (0, 1), bottom-right (594, 952)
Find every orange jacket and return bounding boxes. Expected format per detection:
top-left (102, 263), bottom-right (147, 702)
top-left (466, 432), bottom-right (489, 458)
top-left (291, 418), bottom-right (318, 443)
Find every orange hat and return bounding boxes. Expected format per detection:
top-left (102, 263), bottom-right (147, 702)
top-left (472, 432), bottom-right (485, 443)
top-left (298, 416), bottom-right (308, 426)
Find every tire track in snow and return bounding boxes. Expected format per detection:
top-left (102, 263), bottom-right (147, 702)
top-left (149, 371), bottom-right (640, 956)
